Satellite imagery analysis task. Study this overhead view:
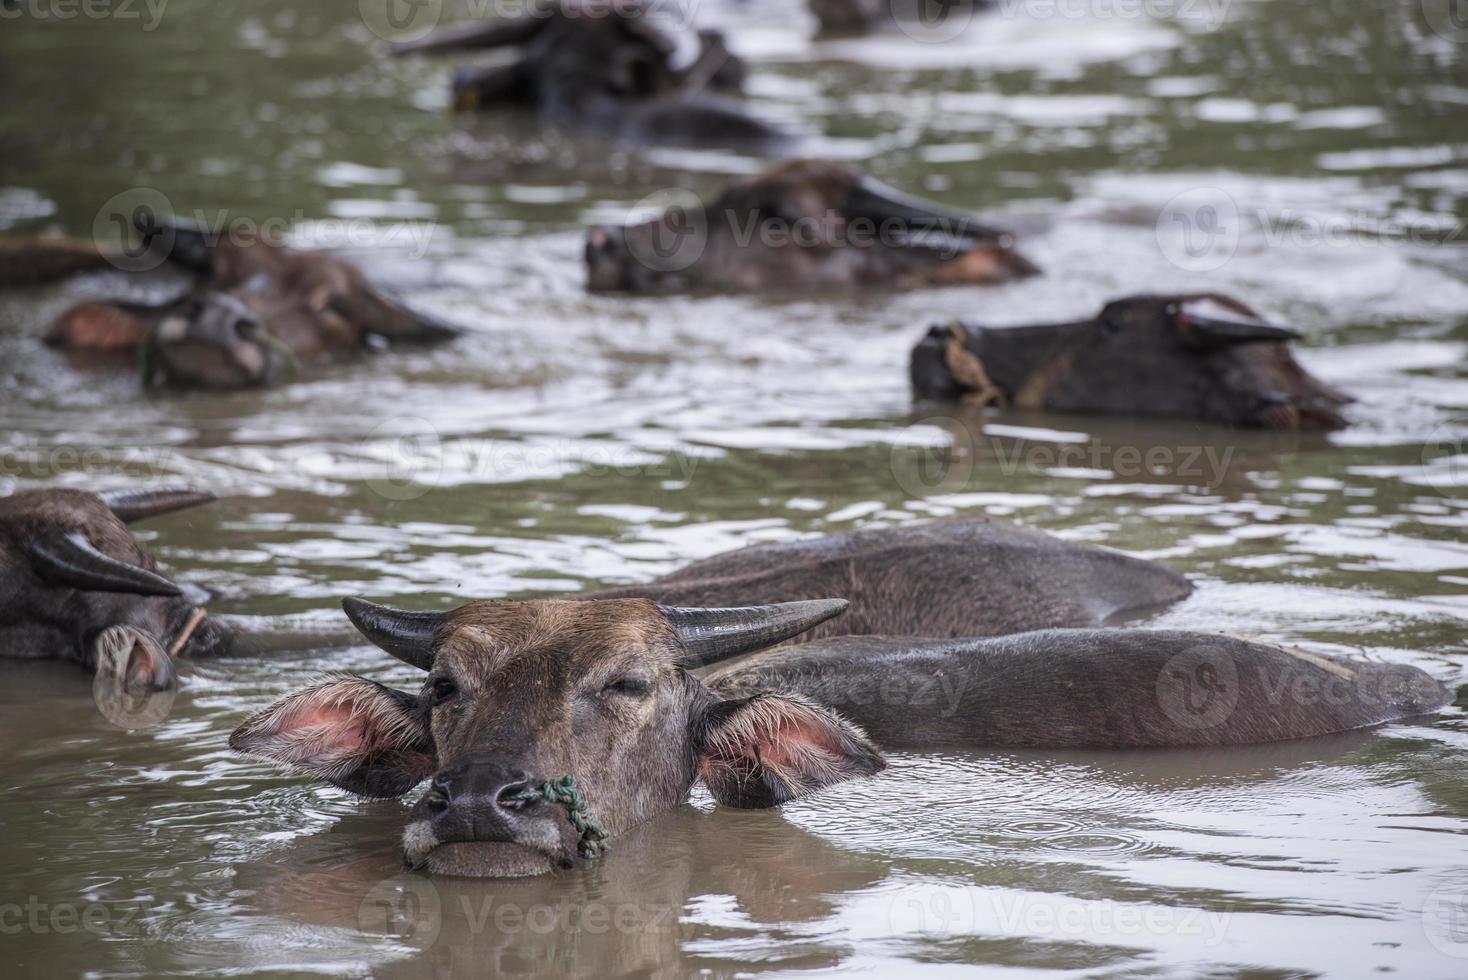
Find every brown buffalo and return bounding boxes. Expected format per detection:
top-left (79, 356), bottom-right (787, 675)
top-left (394, 0), bottom-right (784, 148)
top-left (39, 216), bottom-right (459, 389)
top-left (0, 488), bottom-right (229, 694)
top-left (0, 233), bottom-right (116, 286)
top-left (910, 293), bottom-right (1351, 429)
top-left (230, 518), bottom-right (1193, 878)
top-left (232, 596), bottom-right (881, 877)
top-left (706, 631), bottom-right (1450, 749)
top-left (585, 159), bottom-right (1039, 294)
top-left (590, 517), bottom-right (1193, 637)
top-left (232, 595), bottom-right (1448, 879)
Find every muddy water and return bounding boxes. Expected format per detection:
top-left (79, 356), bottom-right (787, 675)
top-left (2, 0), bottom-right (1467, 976)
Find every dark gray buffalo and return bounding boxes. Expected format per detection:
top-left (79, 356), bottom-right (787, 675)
top-left (232, 596), bottom-right (1449, 879)
top-left (706, 631), bottom-right (1450, 749)
top-left (585, 159), bottom-right (1039, 294)
top-left (394, 0), bottom-right (783, 148)
top-left (0, 488), bottom-right (230, 694)
top-left (910, 293), bottom-right (1351, 430)
top-left (589, 518), bottom-right (1193, 638)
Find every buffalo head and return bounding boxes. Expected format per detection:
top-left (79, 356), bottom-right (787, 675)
top-left (397, 0), bottom-right (778, 149)
top-left (231, 596), bottom-right (883, 877)
top-left (0, 487), bottom-right (226, 695)
top-left (586, 159), bottom-right (1039, 295)
top-left (910, 293), bottom-right (1351, 429)
top-left (44, 216), bottom-right (459, 389)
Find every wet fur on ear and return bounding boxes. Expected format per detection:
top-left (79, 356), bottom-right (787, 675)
top-left (697, 694), bottom-right (885, 808)
top-left (229, 677), bottom-right (434, 799)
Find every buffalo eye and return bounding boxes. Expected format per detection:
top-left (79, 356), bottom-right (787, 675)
top-left (430, 677), bottom-right (457, 705)
top-left (600, 677), bottom-right (653, 699)
top-left (1096, 312), bottom-right (1125, 338)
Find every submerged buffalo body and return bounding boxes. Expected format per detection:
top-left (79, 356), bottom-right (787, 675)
top-left (585, 159), bottom-right (1039, 294)
top-left (233, 594), bottom-right (1449, 879)
top-left (592, 518), bottom-right (1193, 639)
top-left (41, 217), bottom-right (458, 389)
top-left (0, 488), bottom-right (229, 692)
top-left (706, 631), bottom-right (1450, 749)
top-left (232, 519), bottom-right (1193, 878)
top-left (395, 0), bottom-right (780, 148)
top-left (910, 293), bottom-right (1351, 430)
top-left (0, 233), bottom-right (116, 286)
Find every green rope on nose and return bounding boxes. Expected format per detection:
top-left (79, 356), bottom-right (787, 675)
top-left (508, 775), bottom-right (610, 860)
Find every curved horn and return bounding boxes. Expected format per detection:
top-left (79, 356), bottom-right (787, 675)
top-left (29, 530), bottom-right (182, 597)
top-left (1189, 314), bottom-right (1301, 345)
top-left (846, 177), bottom-right (1010, 244)
top-left (342, 597), bottom-right (442, 670)
top-left (101, 487), bottom-right (216, 524)
top-left (661, 599), bottom-right (849, 669)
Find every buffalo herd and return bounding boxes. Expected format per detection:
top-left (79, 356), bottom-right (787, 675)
top-left (1, 0), bottom-right (1441, 880)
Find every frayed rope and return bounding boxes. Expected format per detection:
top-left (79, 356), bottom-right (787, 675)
top-left (508, 776), bottom-right (610, 860)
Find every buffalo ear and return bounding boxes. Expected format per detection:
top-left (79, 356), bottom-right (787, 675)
top-left (229, 678), bottom-right (433, 799)
top-left (697, 694), bottom-right (884, 808)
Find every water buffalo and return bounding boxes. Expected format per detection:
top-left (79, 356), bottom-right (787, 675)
top-left (585, 159), bottom-right (1039, 294)
top-left (232, 596), bottom-right (880, 877)
top-left (0, 233), bottom-right (115, 286)
top-left (232, 597), bottom-right (1449, 878)
top-left (393, 0), bottom-right (784, 148)
top-left (705, 632), bottom-right (1450, 749)
top-left (910, 293), bottom-right (1351, 430)
top-left (590, 518), bottom-right (1193, 638)
top-left (0, 487), bottom-right (229, 694)
top-left (41, 217), bottom-right (459, 389)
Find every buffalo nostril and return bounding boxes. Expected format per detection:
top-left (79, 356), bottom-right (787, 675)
top-left (430, 770), bottom-right (458, 799)
top-left (496, 777), bottom-right (535, 809)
